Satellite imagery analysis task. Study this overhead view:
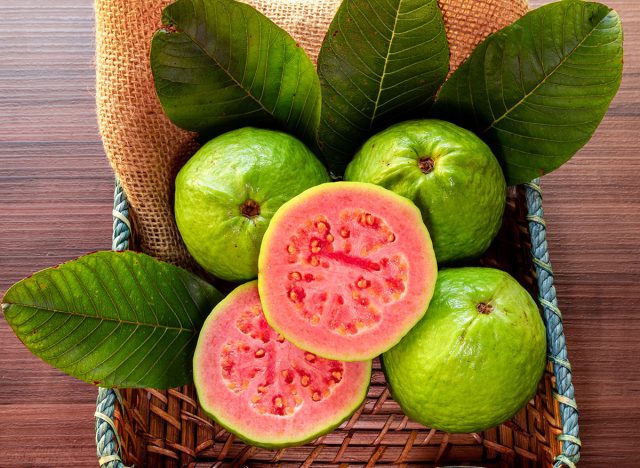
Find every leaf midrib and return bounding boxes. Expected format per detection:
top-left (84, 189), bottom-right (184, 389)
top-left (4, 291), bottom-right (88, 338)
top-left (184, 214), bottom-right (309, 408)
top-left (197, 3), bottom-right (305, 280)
top-left (5, 302), bottom-right (198, 334)
top-left (484, 8), bottom-right (613, 133)
top-left (164, 9), bottom-right (273, 118)
top-left (370, 0), bottom-right (404, 127)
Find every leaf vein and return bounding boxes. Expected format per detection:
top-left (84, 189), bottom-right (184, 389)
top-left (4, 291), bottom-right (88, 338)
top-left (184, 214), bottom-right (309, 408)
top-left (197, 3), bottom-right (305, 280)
top-left (484, 10), bottom-right (612, 132)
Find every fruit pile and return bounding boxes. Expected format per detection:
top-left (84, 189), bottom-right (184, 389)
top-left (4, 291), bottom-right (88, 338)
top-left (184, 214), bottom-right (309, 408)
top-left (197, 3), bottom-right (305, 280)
top-left (2, 0), bottom-right (622, 452)
top-left (176, 120), bottom-right (545, 444)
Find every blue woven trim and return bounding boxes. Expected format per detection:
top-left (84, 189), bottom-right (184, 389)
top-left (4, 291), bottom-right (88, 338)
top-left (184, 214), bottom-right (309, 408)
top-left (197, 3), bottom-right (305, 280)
top-left (525, 179), bottom-right (581, 467)
top-left (96, 388), bottom-right (125, 468)
top-left (112, 179), bottom-right (131, 252)
top-left (95, 180), bottom-right (130, 468)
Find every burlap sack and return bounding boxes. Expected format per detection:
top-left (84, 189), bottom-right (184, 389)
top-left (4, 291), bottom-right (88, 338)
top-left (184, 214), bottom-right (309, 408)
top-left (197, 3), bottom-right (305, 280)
top-left (95, 0), bottom-right (528, 267)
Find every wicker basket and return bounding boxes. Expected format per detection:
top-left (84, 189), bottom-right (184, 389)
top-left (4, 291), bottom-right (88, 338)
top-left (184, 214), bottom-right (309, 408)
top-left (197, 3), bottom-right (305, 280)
top-left (95, 179), bottom-right (580, 467)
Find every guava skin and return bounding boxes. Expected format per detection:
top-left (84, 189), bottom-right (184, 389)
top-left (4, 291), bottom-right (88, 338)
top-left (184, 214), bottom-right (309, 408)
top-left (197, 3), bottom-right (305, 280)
top-left (382, 267), bottom-right (547, 434)
top-left (344, 120), bottom-right (506, 264)
top-left (175, 127), bottom-right (330, 281)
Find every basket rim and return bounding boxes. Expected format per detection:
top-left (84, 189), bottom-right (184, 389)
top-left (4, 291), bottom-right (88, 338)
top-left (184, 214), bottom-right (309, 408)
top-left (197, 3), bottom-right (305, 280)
top-left (95, 178), bottom-right (581, 468)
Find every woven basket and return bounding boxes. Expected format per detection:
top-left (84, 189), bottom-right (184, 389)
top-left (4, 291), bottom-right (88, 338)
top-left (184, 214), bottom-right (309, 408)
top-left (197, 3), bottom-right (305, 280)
top-left (95, 179), bottom-right (580, 467)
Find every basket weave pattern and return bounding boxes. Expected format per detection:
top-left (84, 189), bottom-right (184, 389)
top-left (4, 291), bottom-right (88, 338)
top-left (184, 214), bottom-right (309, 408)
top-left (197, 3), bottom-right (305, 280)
top-left (95, 182), bottom-right (580, 467)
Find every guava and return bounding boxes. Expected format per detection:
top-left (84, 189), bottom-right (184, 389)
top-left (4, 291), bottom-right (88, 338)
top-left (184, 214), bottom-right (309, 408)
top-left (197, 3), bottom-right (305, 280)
top-left (344, 120), bottom-right (506, 264)
top-left (193, 281), bottom-right (371, 448)
top-left (175, 127), bottom-right (330, 281)
top-left (258, 182), bottom-right (438, 361)
top-left (382, 267), bottom-right (547, 433)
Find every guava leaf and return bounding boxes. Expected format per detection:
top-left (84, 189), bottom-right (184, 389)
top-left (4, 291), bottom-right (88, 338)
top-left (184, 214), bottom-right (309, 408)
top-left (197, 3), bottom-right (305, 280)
top-left (2, 251), bottom-right (223, 389)
top-left (432, 0), bottom-right (623, 186)
top-left (150, 0), bottom-right (320, 145)
top-left (317, 0), bottom-right (449, 175)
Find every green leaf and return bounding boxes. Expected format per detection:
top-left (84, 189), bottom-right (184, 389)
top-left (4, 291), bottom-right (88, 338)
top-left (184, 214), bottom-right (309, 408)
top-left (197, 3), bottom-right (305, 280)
top-left (151, 0), bottom-right (321, 144)
top-left (2, 251), bottom-right (223, 389)
top-left (317, 0), bottom-right (449, 175)
top-left (433, 0), bottom-right (623, 186)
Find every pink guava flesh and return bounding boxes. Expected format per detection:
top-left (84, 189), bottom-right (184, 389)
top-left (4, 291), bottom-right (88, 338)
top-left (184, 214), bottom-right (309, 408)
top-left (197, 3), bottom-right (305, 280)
top-left (193, 281), bottom-right (371, 447)
top-left (259, 182), bottom-right (438, 361)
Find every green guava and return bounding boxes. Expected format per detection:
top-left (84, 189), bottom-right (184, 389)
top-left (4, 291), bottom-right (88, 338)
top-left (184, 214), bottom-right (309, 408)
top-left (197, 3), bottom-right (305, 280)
top-left (193, 281), bottom-right (371, 448)
top-left (258, 182), bottom-right (438, 361)
top-left (344, 120), bottom-right (506, 264)
top-left (382, 267), bottom-right (546, 433)
top-left (175, 127), bottom-right (330, 281)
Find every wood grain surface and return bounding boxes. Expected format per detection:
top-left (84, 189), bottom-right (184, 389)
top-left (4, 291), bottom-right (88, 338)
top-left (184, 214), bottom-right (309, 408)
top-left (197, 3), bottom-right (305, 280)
top-left (0, 0), bottom-right (638, 466)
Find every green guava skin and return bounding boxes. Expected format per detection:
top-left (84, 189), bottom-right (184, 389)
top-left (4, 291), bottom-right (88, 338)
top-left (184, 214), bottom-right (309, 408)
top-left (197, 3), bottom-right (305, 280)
top-left (382, 267), bottom-right (547, 433)
top-left (175, 127), bottom-right (330, 281)
top-left (344, 120), bottom-right (506, 264)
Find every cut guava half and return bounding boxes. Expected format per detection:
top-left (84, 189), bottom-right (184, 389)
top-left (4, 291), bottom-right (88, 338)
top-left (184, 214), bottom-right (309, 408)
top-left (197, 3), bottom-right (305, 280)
top-left (193, 281), bottom-right (371, 448)
top-left (258, 182), bottom-right (438, 361)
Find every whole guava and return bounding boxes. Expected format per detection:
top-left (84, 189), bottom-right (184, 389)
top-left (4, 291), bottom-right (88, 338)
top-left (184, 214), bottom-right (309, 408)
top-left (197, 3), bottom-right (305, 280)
top-left (382, 267), bottom-right (547, 433)
top-left (344, 120), bottom-right (506, 264)
top-left (175, 127), bottom-right (330, 281)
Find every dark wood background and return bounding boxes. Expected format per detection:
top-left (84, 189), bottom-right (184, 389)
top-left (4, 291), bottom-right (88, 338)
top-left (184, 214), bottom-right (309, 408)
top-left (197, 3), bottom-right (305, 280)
top-left (1, 0), bottom-right (638, 466)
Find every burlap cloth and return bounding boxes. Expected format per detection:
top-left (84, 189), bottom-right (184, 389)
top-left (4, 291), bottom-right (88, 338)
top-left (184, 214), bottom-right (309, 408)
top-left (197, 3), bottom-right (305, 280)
top-left (95, 0), bottom-right (528, 268)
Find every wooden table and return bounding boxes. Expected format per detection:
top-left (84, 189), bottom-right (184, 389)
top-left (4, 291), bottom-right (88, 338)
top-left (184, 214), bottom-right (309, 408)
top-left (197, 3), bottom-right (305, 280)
top-left (1, 0), bottom-right (638, 466)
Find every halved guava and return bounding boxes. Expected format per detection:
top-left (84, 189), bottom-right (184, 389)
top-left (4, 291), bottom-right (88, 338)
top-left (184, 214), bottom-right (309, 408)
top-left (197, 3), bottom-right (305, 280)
top-left (258, 182), bottom-right (438, 361)
top-left (193, 281), bottom-right (371, 448)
